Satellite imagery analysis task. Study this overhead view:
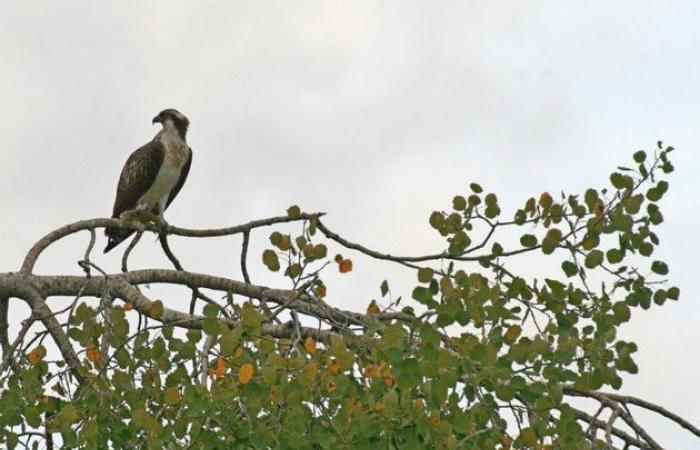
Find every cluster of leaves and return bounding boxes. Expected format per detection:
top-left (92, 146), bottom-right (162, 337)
top-left (0, 146), bottom-right (680, 449)
top-left (263, 205), bottom-right (353, 297)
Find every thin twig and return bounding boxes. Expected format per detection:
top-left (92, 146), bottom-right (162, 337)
top-left (240, 230), bottom-right (251, 284)
top-left (121, 231), bottom-right (143, 273)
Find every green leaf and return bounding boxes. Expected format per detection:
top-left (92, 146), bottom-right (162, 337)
top-left (606, 248), bottom-right (623, 264)
top-left (541, 229), bottom-right (562, 255)
top-left (56, 404), bottom-right (79, 426)
top-left (164, 387), bottom-right (181, 406)
top-left (651, 260), bottom-right (669, 275)
top-left (520, 234), bottom-right (538, 248)
top-left (269, 231), bottom-right (282, 246)
top-left (633, 150), bottom-right (646, 163)
top-left (646, 188), bottom-right (662, 202)
top-left (380, 280), bottom-right (389, 297)
top-left (287, 205), bottom-right (301, 219)
top-left (639, 242), bottom-right (654, 256)
top-left (241, 302), bottom-right (262, 333)
top-left (286, 263), bottom-right (302, 278)
top-left (469, 182), bottom-right (483, 193)
top-left (584, 250), bottom-right (604, 269)
top-left (623, 194), bottom-right (644, 214)
top-left (203, 304), bottom-right (219, 318)
top-left (312, 244), bottom-right (327, 259)
top-left (429, 211), bottom-right (444, 230)
top-left (448, 231), bottom-right (471, 255)
top-left (186, 329), bottom-right (202, 343)
top-left (612, 302), bottom-right (631, 322)
top-left (519, 428), bottom-right (538, 447)
top-left (561, 261), bottom-right (578, 277)
top-left (202, 317), bottom-right (221, 336)
top-left (262, 249), bottom-right (280, 271)
top-left (484, 205), bottom-right (501, 218)
top-left (452, 195), bottom-right (466, 211)
top-left (584, 189), bottom-right (599, 212)
top-left (219, 328), bottom-right (239, 356)
top-left (667, 286), bottom-right (680, 300)
top-left (653, 289), bottom-right (667, 305)
top-left (610, 172), bottom-right (627, 189)
top-left (417, 267), bottom-right (434, 283)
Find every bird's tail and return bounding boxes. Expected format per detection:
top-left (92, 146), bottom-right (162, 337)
top-left (104, 227), bottom-right (134, 253)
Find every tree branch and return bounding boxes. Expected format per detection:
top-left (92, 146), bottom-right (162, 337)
top-left (0, 275), bottom-right (83, 383)
top-left (20, 213), bottom-right (324, 275)
top-left (564, 386), bottom-right (666, 450)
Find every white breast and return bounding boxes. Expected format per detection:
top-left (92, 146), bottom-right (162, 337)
top-left (136, 129), bottom-right (189, 214)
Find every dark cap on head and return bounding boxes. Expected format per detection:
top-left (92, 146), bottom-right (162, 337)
top-left (152, 108), bottom-right (189, 139)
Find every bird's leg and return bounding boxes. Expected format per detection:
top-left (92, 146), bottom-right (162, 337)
top-left (119, 210), bottom-right (168, 234)
top-left (155, 216), bottom-right (170, 237)
top-left (118, 210), bottom-right (148, 232)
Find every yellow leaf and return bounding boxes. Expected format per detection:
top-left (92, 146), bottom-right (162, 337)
top-left (215, 357), bottom-right (226, 378)
top-left (303, 361), bottom-right (318, 380)
top-left (326, 381), bottom-right (336, 392)
top-left (363, 364), bottom-right (380, 378)
top-left (502, 435), bottom-right (513, 449)
top-left (149, 300), bottom-right (164, 318)
top-left (28, 345), bottom-right (46, 365)
top-left (304, 336), bottom-right (317, 354)
top-left (164, 387), bottom-right (181, 406)
top-left (382, 370), bottom-right (395, 387)
top-left (595, 201), bottom-right (605, 219)
top-left (86, 347), bottom-right (101, 364)
top-left (504, 325), bottom-right (522, 343)
top-left (234, 346), bottom-right (244, 358)
top-left (314, 284), bottom-right (327, 298)
top-left (123, 302), bottom-right (133, 311)
top-left (366, 300), bottom-right (380, 316)
top-left (239, 363), bottom-right (254, 384)
top-left (338, 258), bottom-right (353, 273)
top-left (328, 358), bottom-right (341, 375)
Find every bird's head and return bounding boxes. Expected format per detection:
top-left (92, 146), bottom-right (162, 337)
top-left (152, 108), bottom-right (189, 139)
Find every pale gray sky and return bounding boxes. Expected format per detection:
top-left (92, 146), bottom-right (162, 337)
top-left (1, 1), bottom-right (699, 447)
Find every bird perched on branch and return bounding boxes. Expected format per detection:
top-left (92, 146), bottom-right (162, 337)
top-left (104, 109), bottom-right (193, 253)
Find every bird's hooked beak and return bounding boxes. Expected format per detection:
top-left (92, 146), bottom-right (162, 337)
top-left (152, 115), bottom-right (162, 125)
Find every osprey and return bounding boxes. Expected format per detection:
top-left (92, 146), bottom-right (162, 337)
top-left (104, 108), bottom-right (193, 253)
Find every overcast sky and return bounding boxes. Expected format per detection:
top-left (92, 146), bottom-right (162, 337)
top-left (1, 1), bottom-right (699, 447)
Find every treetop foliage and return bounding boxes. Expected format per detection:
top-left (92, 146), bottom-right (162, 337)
top-left (0, 144), bottom-right (696, 449)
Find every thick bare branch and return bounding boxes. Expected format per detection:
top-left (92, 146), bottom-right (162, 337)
top-left (568, 406), bottom-right (655, 450)
top-left (9, 270), bottom-right (409, 326)
top-left (0, 270), bottom-right (410, 347)
top-left (0, 275), bottom-right (83, 383)
top-left (564, 386), bottom-right (665, 450)
top-left (587, 390), bottom-right (700, 440)
top-left (20, 213), bottom-right (324, 275)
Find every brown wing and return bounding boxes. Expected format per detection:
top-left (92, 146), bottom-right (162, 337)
top-left (165, 146), bottom-right (192, 209)
top-left (104, 141), bottom-right (165, 252)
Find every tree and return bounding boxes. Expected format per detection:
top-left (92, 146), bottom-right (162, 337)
top-left (0, 144), bottom-right (696, 449)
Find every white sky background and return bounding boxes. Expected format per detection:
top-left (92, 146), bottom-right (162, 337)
top-left (1, 1), bottom-right (699, 447)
